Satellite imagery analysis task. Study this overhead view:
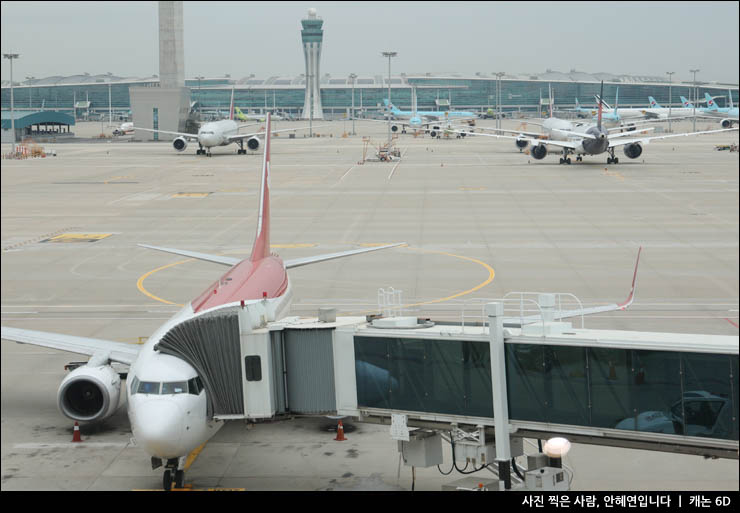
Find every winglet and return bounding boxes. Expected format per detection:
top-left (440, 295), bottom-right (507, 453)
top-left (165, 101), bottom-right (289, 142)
top-left (618, 246), bottom-right (642, 310)
top-left (250, 112), bottom-right (271, 262)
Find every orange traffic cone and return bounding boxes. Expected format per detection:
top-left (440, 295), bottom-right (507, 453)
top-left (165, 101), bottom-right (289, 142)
top-left (334, 420), bottom-right (347, 441)
top-left (72, 422), bottom-right (82, 442)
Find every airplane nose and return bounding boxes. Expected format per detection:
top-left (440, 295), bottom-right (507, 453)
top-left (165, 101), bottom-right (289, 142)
top-left (133, 400), bottom-right (185, 458)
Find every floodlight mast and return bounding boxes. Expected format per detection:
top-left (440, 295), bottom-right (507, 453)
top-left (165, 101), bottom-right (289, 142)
top-left (690, 69), bottom-right (700, 132)
top-left (382, 51), bottom-right (397, 156)
top-left (4, 53), bottom-right (20, 153)
top-left (666, 71), bottom-right (674, 133)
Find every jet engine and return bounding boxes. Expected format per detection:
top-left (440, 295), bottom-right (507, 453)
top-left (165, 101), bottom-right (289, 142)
top-left (247, 137), bottom-right (261, 151)
top-left (623, 142), bottom-right (643, 159)
top-left (515, 138), bottom-right (529, 150)
top-left (721, 118), bottom-right (736, 128)
top-left (172, 137), bottom-right (188, 152)
top-left (391, 125), bottom-right (399, 132)
top-left (57, 365), bottom-right (121, 422)
top-left (531, 144), bottom-right (548, 160)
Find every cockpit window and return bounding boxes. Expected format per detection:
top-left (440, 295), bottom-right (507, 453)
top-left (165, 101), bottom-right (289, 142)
top-left (137, 381), bottom-right (161, 395)
top-left (161, 381), bottom-right (188, 395)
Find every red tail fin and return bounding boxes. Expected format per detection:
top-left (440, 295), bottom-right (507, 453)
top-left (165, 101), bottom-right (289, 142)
top-left (250, 113), bottom-right (271, 261)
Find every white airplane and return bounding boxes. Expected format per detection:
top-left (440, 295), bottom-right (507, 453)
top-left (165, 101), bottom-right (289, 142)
top-left (235, 106), bottom-right (283, 122)
top-left (133, 89), bottom-right (317, 156)
top-left (112, 122), bottom-right (134, 136)
top-left (452, 83), bottom-right (738, 164)
top-left (0, 113), bottom-right (406, 491)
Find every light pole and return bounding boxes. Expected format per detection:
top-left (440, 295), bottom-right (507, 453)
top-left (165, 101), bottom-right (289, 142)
top-left (690, 68), bottom-right (700, 132)
top-left (26, 76), bottom-right (34, 109)
top-left (308, 72), bottom-right (313, 137)
top-left (349, 73), bottom-right (357, 135)
top-left (4, 53), bottom-right (20, 153)
top-left (666, 71), bottom-right (674, 133)
top-left (195, 76), bottom-right (204, 118)
top-left (382, 51), bottom-right (397, 155)
top-left (494, 72), bottom-right (504, 128)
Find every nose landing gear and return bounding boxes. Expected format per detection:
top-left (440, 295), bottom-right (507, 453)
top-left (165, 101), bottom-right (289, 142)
top-left (162, 457), bottom-right (186, 491)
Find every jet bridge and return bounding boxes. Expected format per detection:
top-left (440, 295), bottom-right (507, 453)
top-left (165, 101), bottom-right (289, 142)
top-left (153, 296), bottom-right (739, 471)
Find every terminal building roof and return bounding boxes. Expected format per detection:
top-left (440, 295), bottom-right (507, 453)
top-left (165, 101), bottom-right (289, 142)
top-left (3, 70), bottom-right (737, 89)
top-left (1, 110), bottom-right (75, 129)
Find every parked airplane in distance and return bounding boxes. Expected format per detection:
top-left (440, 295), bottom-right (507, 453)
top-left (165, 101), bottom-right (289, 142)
top-left (1, 113), bottom-right (406, 491)
top-left (451, 83), bottom-right (738, 164)
top-left (133, 89), bottom-right (315, 156)
top-left (112, 122), bottom-right (134, 136)
top-left (235, 106), bottom-right (283, 122)
top-left (358, 85), bottom-right (475, 136)
top-left (691, 92), bottom-right (739, 128)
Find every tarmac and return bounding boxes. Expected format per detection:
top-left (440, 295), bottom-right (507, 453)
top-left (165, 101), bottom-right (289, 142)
top-left (1, 118), bottom-right (738, 491)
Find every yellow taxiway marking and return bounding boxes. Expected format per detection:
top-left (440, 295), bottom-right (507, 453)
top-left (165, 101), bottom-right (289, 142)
top-left (135, 245), bottom-right (494, 311)
top-left (184, 442), bottom-right (206, 470)
top-left (401, 248), bottom-right (495, 308)
top-left (43, 233), bottom-right (112, 243)
top-left (136, 259), bottom-right (192, 306)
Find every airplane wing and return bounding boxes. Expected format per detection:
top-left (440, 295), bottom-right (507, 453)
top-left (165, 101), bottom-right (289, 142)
top-left (138, 244), bottom-right (241, 266)
top-left (284, 243), bottom-right (407, 269)
top-left (138, 242), bottom-right (406, 270)
top-left (454, 125), bottom-right (544, 138)
top-left (1, 326), bottom-right (141, 365)
top-left (503, 246), bottom-right (641, 328)
top-left (608, 127), bottom-right (654, 139)
top-left (226, 125), bottom-right (329, 142)
top-left (132, 127), bottom-right (199, 141)
top-left (608, 127), bottom-right (738, 149)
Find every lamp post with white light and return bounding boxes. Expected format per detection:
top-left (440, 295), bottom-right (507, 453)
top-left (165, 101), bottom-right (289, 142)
top-left (4, 53), bottom-right (20, 153)
top-left (349, 73), bottom-right (357, 135)
top-left (382, 51), bottom-right (397, 156)
top-left (666, 71), bottom-right (674, 133)
top-left (690, 69), bottom-right (700, 132)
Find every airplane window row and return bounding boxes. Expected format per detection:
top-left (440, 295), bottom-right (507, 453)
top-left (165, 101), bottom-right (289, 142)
top-left (129, 376), bottom-right (204, 396)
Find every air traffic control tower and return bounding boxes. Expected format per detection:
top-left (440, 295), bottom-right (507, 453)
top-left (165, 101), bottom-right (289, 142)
top-left (300, 8), bottom-right (324, 120)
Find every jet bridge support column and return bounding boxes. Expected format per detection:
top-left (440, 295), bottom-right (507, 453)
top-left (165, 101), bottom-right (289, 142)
top-left (487, 302), bottom-right (512, 490)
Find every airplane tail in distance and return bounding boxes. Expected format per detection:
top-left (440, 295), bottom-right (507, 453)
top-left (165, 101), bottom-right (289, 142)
top-left (648, 96), bottom-right (661, 108)
top-left (384, 99), bottom-right (400, 113)
top-left (250, 113), bottom-right (271, 262)
top-left (704, 93), bottom-right (718, 110)
top-left (680, 96), bottom-right (694, 108)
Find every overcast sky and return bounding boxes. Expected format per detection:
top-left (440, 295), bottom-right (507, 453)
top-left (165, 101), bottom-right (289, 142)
top-left (1, 1), bottom-right (738, 84)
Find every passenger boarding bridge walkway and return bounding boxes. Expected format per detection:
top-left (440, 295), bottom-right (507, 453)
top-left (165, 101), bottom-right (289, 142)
top-left (155, 293), bottom-right (738, 489)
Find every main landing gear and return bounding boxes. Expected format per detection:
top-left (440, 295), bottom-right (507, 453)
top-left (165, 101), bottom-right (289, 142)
top-left (196, 147), bottom-right (212, 157)
top-left (606, 148), bottom-right (619, 164)
top-left (559, 150), bottom-right (572, 165)
top-left (236, 140), bottom-right (247, 155)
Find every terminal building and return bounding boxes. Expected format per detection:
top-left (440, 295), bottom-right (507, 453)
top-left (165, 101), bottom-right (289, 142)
top-left (3, 71), bottom-right (738, 121)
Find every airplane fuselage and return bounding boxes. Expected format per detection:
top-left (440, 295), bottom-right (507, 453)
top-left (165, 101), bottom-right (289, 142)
top-left (127, 255), bottom-right (292, 461)
top-left (541, 117), bottom-right (609, 155)
top-left (197, 119), bottom-right (240, 148)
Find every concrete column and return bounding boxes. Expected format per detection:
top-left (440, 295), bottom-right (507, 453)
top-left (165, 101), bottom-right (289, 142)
top-left (486, 302), bottom-right (512, 490)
